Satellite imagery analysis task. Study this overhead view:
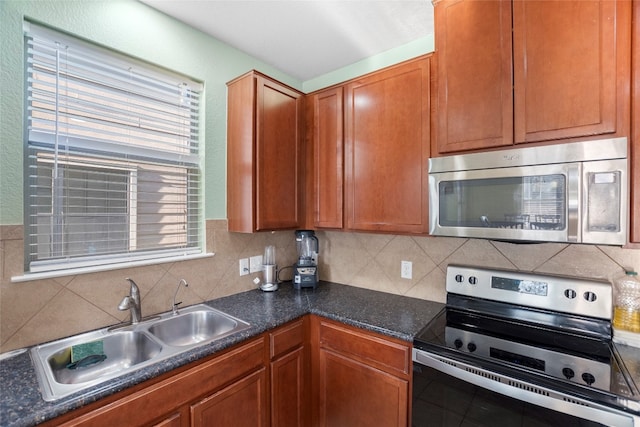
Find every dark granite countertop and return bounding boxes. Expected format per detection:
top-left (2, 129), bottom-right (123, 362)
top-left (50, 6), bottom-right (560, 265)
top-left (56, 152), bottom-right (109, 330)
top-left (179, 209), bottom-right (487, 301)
top-left (0, 282), bottom-right (444, 427)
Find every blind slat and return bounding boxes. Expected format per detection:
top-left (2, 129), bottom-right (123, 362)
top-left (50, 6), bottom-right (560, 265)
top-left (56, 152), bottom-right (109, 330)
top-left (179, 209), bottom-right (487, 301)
top-left (24, 23), bottom-right (203, 274)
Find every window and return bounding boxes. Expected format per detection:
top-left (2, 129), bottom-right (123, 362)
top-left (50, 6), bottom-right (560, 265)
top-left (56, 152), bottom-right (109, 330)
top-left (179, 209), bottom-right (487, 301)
top-left (24, 23), bottom-right (203, 275)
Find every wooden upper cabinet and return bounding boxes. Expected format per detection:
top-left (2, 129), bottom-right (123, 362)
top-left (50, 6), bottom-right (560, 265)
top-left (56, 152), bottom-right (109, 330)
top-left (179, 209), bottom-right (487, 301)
top-left (433, 0), bottom-right (631, 155)
top-left (227, 71), bottom-right (304, 232)
top-left (631, 0), bottom-right (639, 245)
top-left (344, 56), bottom-right (431, 233)
top-left (513, 0), bottom-right (631, 144)
top-left (310, 87), bottom-right (344, 229)
top-left (434, 0), bottom-right (513, 154)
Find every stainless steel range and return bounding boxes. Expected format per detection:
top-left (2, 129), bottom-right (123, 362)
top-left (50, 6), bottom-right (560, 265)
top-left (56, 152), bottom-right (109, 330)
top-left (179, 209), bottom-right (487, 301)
top-left (412, 265), bottom-right (640, 426)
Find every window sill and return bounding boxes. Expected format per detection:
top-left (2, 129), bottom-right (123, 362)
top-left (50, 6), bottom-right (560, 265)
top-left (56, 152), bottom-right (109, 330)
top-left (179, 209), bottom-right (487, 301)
top-left (11, 252), bottom-right (215, 283)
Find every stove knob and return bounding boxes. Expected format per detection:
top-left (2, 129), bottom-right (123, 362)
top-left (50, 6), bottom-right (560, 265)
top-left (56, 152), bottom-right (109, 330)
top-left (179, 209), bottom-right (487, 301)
top-left (583, 292), bottom-right (597, 302)
top-left (582, 373), bottom-right (596, 386)
top-left (562, 368), bottom-right (575, 380)
top-left (454, 339), bottom-right (463, 349)
top-left (468, 276), bottom-right (478, 285)
top-left (564, 289), bottom-right (577, 299)
top-left (467, 342), bottom-right (477, 352)
top-left (455, 274), bottom-right (464, 283)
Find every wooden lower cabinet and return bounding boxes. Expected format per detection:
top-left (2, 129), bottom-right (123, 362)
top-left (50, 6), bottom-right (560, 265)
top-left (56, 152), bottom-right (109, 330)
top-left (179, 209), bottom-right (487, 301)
top-left (45, 315), bottom-right (413, 427)
top-left (312, 316), bottom-right (411, 427)
top-left (270, 318), bottom-right (308, 427)
top-left (271, 347), bottom-right (306, 427)
top-left (191, 368), bottom-right (268, 427)
top-left (318, 349), bottom-right (408, 427)
top-left (48, 337), bottom-right (266, 427)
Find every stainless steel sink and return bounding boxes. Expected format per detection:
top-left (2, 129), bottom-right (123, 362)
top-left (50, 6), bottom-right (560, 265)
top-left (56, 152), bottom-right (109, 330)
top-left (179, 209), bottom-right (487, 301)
top-left (148, 310), bottom-right (242, 347)
top-left (30, 304), bottom-right (250, 401)
top-left (47, 331), bottom-right (162, 385)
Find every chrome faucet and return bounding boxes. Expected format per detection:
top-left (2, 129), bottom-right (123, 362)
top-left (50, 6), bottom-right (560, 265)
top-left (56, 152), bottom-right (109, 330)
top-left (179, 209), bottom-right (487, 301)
top-left (172, 279), bottom-right (189, 315)
top-left (118, 278), bottom-right (142, 324)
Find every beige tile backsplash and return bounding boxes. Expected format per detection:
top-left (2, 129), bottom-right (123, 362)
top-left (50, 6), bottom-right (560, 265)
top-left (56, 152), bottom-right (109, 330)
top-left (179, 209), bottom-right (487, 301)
top-left (1, 222), bottom-right (639, 353)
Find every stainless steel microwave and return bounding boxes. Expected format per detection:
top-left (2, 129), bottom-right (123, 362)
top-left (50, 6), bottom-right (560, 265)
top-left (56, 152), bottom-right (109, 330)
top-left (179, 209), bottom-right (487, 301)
top-left (428, 138), bottom-right (628, 245)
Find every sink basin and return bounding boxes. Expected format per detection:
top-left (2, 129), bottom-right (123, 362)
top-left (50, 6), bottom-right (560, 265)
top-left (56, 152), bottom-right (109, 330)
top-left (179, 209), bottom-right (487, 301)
top-left (148, 310), bottom-right (245, 347)
top-left (30, 304), bottom-right (250, 401)
top-left (47, 331), bottom-right (162, 385)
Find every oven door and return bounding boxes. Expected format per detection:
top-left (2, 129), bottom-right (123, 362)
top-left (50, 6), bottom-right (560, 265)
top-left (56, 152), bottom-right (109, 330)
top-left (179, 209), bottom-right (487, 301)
top-left (412, 349), bottom-right (638, 427)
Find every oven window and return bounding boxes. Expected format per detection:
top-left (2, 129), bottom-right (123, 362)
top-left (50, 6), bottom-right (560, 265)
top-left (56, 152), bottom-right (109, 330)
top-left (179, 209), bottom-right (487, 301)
top-left (412, 363), bottom-right (606, 427)
top-left (438, 175), bottom-right (566, 230)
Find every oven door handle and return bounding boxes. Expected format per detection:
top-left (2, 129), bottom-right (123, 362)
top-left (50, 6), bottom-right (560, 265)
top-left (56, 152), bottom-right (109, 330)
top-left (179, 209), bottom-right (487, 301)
top-left (413, 349), bottom-right (639, 427)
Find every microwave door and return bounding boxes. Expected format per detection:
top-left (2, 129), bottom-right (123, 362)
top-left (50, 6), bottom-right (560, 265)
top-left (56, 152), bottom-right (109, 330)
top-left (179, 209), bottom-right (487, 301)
top-left (429, 164), bottom-right (574, 243)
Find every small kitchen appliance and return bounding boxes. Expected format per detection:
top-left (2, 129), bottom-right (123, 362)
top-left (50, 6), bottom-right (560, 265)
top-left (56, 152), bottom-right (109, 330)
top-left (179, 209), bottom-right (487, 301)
top-left (428, 137), bottom-right (628, 245)
top-left (412, 264), bottom-right (640, 426)
top-left (293, 230), bottom-right (318, 289)
top-left (260, 245), bottom-right (278, 292)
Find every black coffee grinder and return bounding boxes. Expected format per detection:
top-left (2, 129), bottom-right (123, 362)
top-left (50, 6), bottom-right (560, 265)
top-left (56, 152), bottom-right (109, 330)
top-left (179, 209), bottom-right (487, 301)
top-left (293, 230), bottom-right (319, 289)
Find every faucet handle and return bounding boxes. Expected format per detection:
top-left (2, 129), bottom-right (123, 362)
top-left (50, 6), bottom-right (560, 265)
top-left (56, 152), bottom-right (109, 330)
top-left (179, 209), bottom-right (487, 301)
top-left (118, 296), bottom-right (131, 311)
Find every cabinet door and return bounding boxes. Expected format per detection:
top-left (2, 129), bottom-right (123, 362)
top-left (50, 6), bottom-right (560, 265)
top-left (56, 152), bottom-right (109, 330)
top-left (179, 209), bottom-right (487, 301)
top-left (513, 0), bottom-right (630, 143)
top-left (191, 368), bottom-right (268, 427)
top-left (433, 0), bottom-right (513, 154)
top-left (344, 57), bottom-right (430, 233)
top-left (271, 347), bottom-right (305, 427)
top-left (631, 0), bottom-right (639, 244)
top-left (311, 87), bottom-right (344, 229)
top-left (256, 75), bottom-right (303, 230)
top-left (227, 71), bottom-right (303, 232)
top-left (317, 349), bottom-right (408, 427)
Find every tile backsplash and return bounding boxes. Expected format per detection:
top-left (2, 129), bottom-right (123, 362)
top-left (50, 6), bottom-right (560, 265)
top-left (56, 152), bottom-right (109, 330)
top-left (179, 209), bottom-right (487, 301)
top-left (1, 221), bottom-right (639, 353)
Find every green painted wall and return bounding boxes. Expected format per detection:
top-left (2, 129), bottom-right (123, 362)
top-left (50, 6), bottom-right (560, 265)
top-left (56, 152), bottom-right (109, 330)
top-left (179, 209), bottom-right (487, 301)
top-left (0, 0), bottom-right (434, 225)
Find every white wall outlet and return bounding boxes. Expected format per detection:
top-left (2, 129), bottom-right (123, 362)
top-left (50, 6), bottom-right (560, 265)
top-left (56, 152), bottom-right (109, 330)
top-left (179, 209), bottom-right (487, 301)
top-left (401, 260), bottom-right (412, 279)
top-left (239, 258), bottom-right (249, 276)
top-left (249, 255), bottom-right (263, 273)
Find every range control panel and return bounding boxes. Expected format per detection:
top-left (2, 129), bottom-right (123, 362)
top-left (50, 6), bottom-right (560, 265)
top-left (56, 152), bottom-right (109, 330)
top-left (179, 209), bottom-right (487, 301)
top-left (446, 265), bottom-right (612, 320)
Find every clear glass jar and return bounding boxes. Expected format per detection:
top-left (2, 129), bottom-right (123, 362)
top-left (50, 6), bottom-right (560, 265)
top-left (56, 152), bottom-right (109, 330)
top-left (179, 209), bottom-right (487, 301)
top-left (612, 270), bottom-right (640, 333)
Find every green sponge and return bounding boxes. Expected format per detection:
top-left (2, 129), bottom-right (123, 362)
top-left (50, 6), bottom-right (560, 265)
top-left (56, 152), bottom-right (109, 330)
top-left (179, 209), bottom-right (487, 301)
top-left (70, 340), bottom-right (104, 363)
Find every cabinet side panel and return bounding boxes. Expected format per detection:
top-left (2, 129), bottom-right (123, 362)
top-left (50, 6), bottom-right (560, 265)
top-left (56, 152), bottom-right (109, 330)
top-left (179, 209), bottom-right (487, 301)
top-left (227, 75), bottom-right (257, 232)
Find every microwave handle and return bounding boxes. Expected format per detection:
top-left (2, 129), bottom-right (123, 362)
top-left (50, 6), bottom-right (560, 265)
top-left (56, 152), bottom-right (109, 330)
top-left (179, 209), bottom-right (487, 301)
top-left (567, 164), bottom-right (581, 243)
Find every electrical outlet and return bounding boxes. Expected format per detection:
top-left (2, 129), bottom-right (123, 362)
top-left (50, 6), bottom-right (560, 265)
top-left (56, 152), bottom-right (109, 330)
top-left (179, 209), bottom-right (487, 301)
top-left (401, 260), bottom-right (412, 279)
top-left (239, 258), bottom-right (249, 276)
top-left (249, 255), bottom-right (263, 273)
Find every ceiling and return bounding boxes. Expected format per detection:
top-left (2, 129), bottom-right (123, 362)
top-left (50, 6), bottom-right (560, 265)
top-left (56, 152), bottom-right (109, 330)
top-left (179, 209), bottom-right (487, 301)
top-left (140, 0), bottom-right (434, 81)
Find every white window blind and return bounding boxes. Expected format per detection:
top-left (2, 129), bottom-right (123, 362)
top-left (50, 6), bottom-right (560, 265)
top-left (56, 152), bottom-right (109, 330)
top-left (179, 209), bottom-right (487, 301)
top-left (24, 23), bottom-right (203, 274)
